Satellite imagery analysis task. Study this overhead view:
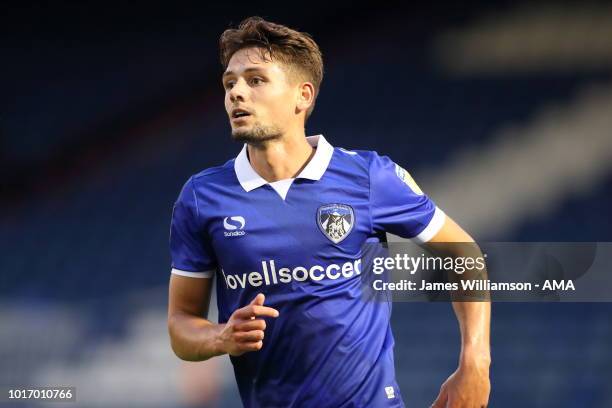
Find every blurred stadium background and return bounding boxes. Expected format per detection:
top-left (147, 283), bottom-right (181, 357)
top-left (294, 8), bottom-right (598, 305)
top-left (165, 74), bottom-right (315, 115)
top-left (1, 1), bottom-right (611, 407)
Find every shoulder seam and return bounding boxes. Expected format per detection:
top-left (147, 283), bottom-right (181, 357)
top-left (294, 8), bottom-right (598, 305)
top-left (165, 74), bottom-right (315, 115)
top-left (192, 158), bottom-right (236, 181)
top-left (188, 176), bottom-right (206, 242)
top-left (366, 152), bottom-right (375, 235)
top-left (189, 176), bottom-right (199, 220)
top-left (192, 166), bottom-right (231, 180)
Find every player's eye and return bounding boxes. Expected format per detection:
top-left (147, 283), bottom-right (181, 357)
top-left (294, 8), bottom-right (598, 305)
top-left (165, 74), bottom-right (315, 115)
top-left (250, 77), bottom-right (264, 86)
top-left (224, 81), bottom-right (235, 90)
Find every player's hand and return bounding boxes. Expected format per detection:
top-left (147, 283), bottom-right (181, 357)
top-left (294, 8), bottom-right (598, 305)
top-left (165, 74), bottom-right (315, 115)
top-left (218, 293), bottom-right (279, 356)
top-left (430, 361), bottom-right (490, 408)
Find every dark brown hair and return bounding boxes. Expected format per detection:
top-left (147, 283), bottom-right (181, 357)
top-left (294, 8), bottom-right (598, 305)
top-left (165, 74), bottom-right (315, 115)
top-left (219, 16), bottom-right (323, 121)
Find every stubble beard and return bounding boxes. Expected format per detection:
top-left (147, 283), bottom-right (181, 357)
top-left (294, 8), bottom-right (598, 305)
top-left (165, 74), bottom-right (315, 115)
top-left (231, 121), bottom-right (283, 146)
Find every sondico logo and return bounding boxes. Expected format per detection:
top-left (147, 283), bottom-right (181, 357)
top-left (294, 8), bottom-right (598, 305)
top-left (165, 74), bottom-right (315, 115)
top-left (221, 259), bottom-right (363, 289)
top-left (223, 216), bottom-right (246, 237)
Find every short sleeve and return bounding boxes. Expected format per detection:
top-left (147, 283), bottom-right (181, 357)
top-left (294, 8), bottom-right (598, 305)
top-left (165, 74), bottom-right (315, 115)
top-left (369, 152), bottom-right (446, 243)
top-left (169, 177), bottom-right (217, 278)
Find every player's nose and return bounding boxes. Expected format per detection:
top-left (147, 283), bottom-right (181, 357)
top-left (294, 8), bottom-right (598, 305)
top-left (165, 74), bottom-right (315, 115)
top-left (229, 78), bottom-right (247, 103)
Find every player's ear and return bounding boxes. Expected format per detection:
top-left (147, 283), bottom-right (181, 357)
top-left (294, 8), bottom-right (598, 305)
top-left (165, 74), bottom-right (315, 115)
top-left (295, 81), bottom-right (314, 114)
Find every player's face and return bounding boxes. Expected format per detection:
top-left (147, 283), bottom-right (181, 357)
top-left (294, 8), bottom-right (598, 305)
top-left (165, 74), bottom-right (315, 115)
top-left (223, 47), bottom-right (300, 144)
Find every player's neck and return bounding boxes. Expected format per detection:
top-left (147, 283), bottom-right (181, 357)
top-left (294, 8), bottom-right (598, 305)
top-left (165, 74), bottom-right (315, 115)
top-left (247, 130), bottom-right (315, 183)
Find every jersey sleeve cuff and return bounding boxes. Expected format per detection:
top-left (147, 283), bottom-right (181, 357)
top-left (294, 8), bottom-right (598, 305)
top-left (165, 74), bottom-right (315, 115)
top-left (411, 207), bottom-right (446, 244)
top-left (171, 268), bottom-right (214, 278)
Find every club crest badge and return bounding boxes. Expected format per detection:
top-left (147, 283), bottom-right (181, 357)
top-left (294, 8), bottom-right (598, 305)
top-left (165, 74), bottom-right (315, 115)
top-left (317, 204), bottom-right (355, 244)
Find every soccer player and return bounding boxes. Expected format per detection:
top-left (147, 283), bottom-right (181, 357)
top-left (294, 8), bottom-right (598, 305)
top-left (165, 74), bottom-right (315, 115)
top-left (167, 16), bottom-right (490, 408)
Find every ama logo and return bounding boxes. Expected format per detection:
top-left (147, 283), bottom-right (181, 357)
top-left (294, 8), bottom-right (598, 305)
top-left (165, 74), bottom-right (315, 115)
top-left (223, 216), bottom-right (246, 237)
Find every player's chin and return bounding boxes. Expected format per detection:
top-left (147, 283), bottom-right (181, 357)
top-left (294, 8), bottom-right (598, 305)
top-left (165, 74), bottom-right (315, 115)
top-left (231, 127), bottom-right (251, 140)
top-left (231, 122), bottom-right (281, 144)
top-left (233, 122), bottom-right (250, 129)
top-left (230, 118), bottom-right (254, 131)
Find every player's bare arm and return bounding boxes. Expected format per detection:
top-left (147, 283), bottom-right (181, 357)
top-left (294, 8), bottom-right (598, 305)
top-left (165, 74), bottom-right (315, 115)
top-left (168, 275), bottom-right (279, 361)
top-left (426, 215), bottom-right (491, 408)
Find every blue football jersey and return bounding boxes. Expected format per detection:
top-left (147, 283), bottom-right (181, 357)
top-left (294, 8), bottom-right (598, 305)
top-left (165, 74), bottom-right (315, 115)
top-left (169, 135), bottom-right (445, 407)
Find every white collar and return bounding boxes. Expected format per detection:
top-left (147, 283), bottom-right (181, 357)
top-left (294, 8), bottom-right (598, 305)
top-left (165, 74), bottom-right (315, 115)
top-left (234, 134), bottom-right (334, 192)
